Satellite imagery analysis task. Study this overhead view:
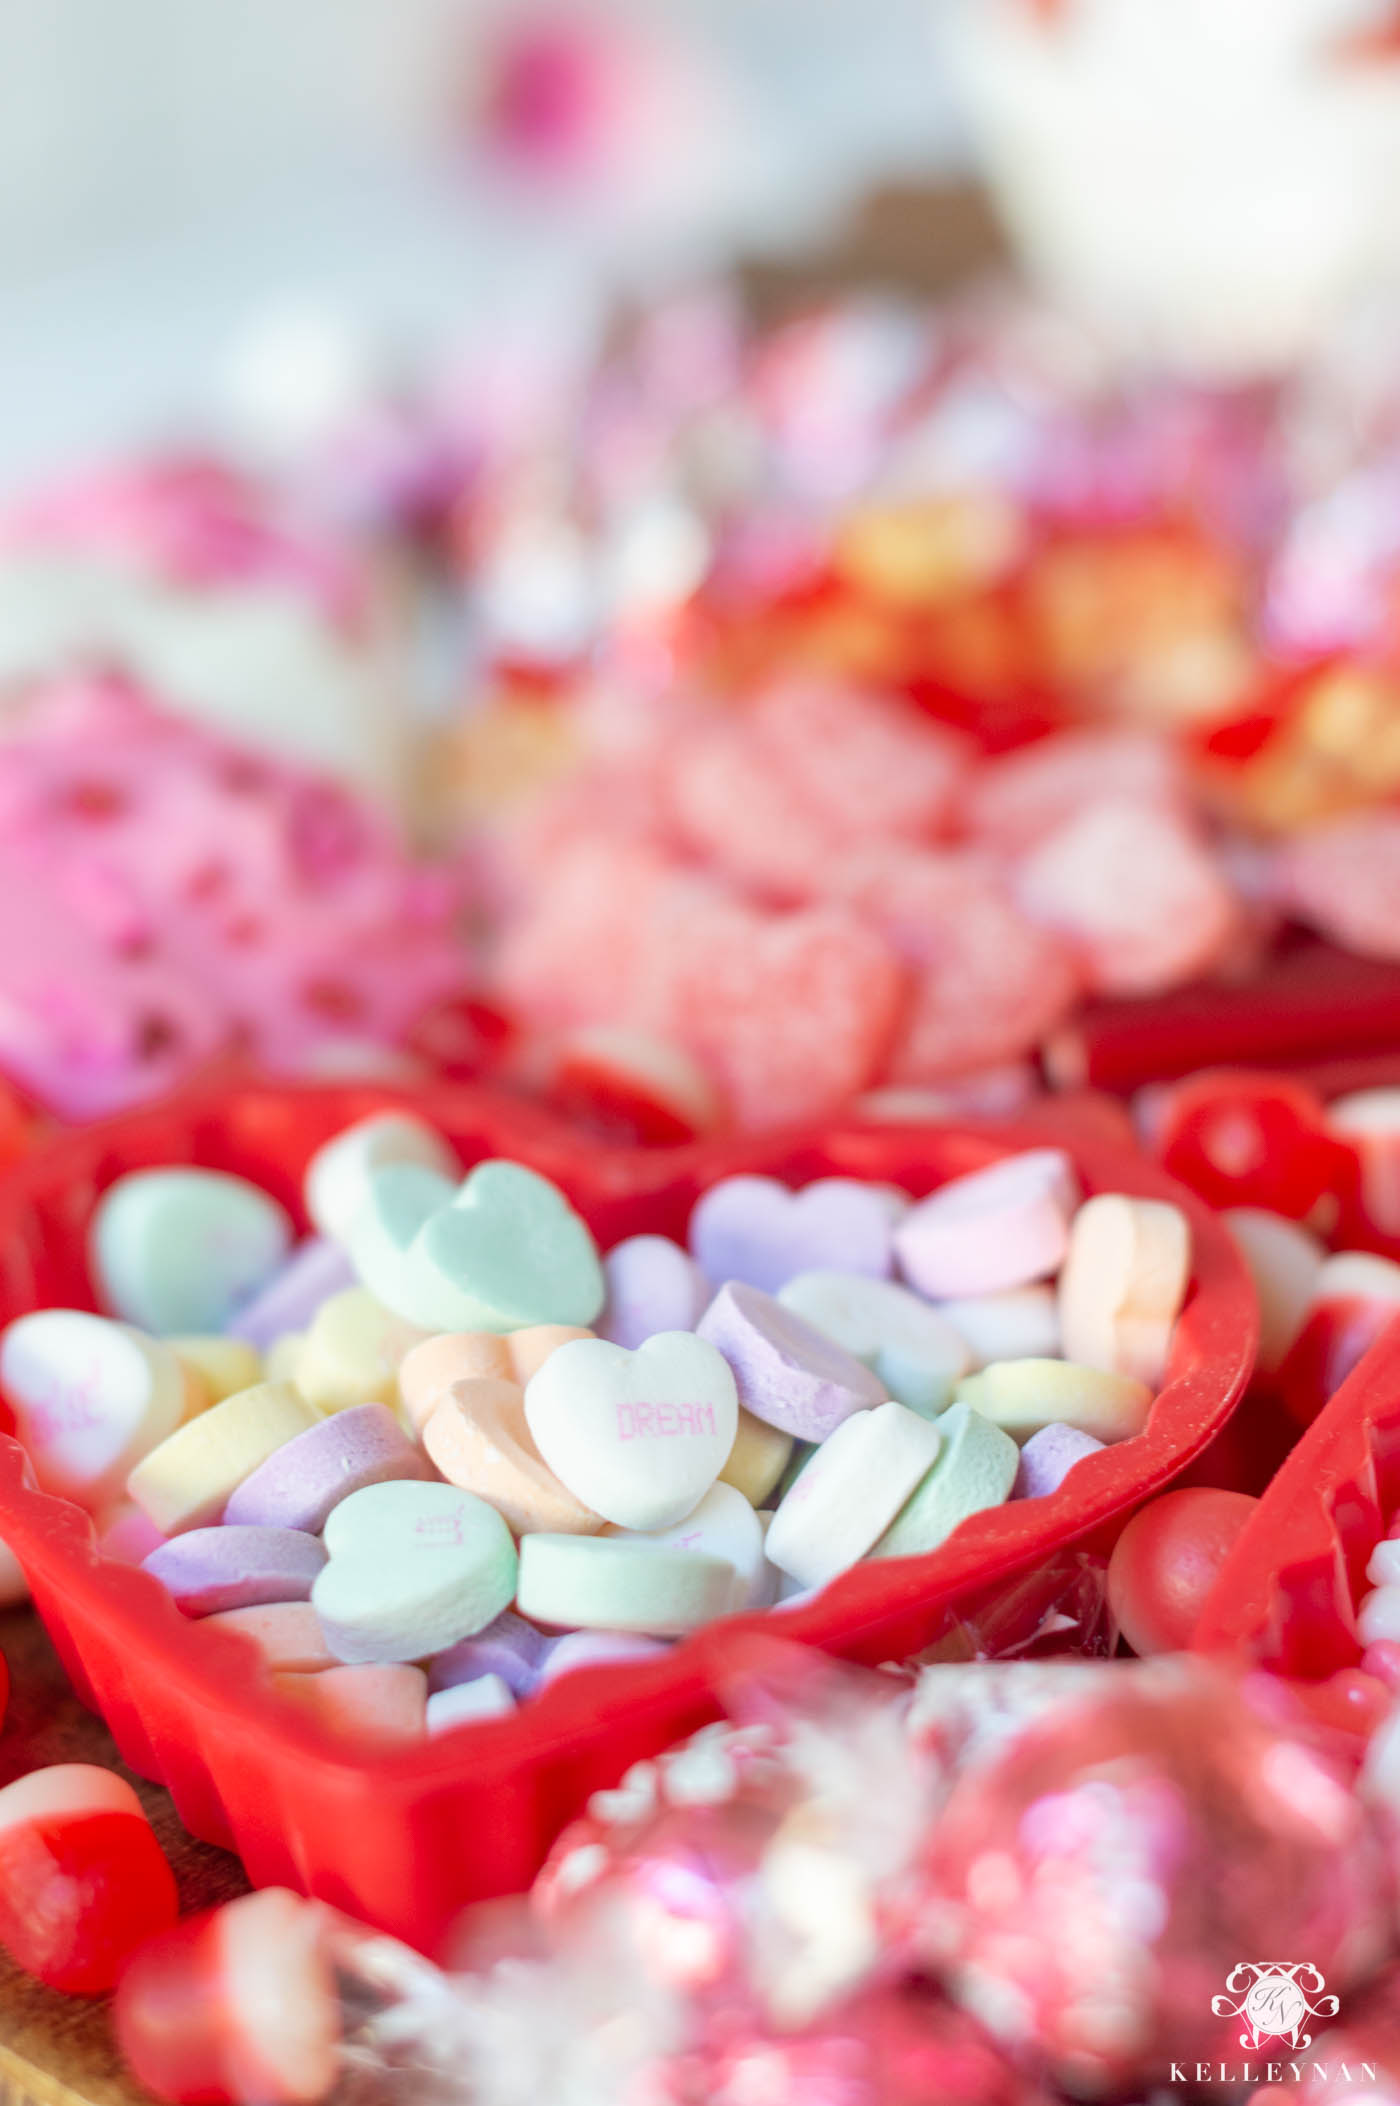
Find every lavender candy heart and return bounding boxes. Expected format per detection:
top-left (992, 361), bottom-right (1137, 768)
top-left (428, 1610), bottom-right (551, 1698)
top-left (688, 1176), bottom-right (904, 1298)
top-left (696, 1282), bottom-right (886, 1443)
top-left (1012, 1423), bottom-right (1106, 1501)
top-left (600, 1235), bottom-right (711, 1351)
top-left (143, 1526), bottom-right (326, 1616)
top-left (225, 1237), bottom-right (356, 1350)
top-left (223, 1403), bottom-right (432, 1535)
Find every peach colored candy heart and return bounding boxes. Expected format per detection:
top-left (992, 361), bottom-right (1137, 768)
top-left (206, 1602), bottom-right (337, 1673)
top-left (273, 1664), bottom-right (427, 1748)
top-left (1057, 1194), bottom-right (1192, 1388)
top-left (421, 1378), bottom-right (603, 1536)
top-left (398, 1325), bottom-right (592, 1434)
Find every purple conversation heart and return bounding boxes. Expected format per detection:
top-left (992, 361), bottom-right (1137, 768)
top-left (143, 1525), bottom-right (326, 1616)
top-left (225, 1236), bottom-right (355, 1349)
top-left (696, 1281), bottom-right (885, 1443)
top-left (1012, 1423), bottom-right (1105, 1501)
top-left (600, 1235), bottom-right (712, 1350)
top-left (223, 1403), bottom-right (431, 1535)
top-left (688, 1176), bottom-right (903, 1297)
top-left (430, 1610), bottom-right (551, 1698)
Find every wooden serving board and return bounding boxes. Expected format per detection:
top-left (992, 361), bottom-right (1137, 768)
top-left (0, 1608), bottom-right (247, 2106)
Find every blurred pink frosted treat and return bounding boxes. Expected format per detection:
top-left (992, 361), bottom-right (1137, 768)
top-left (0, 674), bottom-right (468, 1118)
top-left (0, 457), bottom-right (393, 790)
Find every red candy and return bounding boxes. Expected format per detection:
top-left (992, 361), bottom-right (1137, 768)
top-left (1154, 1069), bottom-right (1347, 1220)
top-left (834, 845), bottom-right (1081, 1080)
top-left (115, 1889), bottom-right (339, 2105)
top-left (0, 1765), bottom-right (177, 1993)
top-left (1107, 1488), bottom-right (1260, 1655)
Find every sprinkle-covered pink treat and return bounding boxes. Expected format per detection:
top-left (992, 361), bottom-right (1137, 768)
top-left (0, 673), bottom-right (469, 1116)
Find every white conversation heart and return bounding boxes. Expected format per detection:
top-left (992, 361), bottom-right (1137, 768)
top-left (524, 1333), bottom-right (738, 1531)
top-left (777, 1271), bottom-right (970, 1417)
top-left (304, 1112), bottom-right (460, 1245)
top-left (606, 1480), bottom-right (767, 1608)
top-left (0, 1310), bottom-right (186, 1508)
top-left (313, 1479), bottom-right (518, 1665)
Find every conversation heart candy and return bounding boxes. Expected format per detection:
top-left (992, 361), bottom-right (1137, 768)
top-left (223, 1402), bottom-right (431, 1534)
top-left (143, 1526), bottom-right (326, 1616)
top-left (429, 1610), bottom-right (550, 1698)
top-left (536, 1630), bottom-right (672, 1682)
top-left (225, 1239), bottom-right (355, 1352)
top-left (869, 1401), bottom-right (1019, 1560)
top-left (893, 1149), bottom-right (1079, 1300)
top-left (344, 1163), bottom-right (459, 1321)
top-left (397, 1324), bottom-right (591, 1433)
top-left (126, 1380), bottom-right (319, 1535)
top-left (427, 1677), bottom-right (516, 1733)
top-left (718, 1407), bottom-right (794, 1507)
top-left (354, 1161), bottom-right (605, 1334)
top-left (1057, 1194), bottom-right (1191, 1387)
top-left (304, 1111), bottom-right (460, 1244)
top-left (91, 1169), bottom-right (293, 1336)
top-left (294, 1288), bottom-right (429, 1416)
top-left (696, 1282), bottom-right (885, 1442)
top-left (600, 1236), bottom-right (711, 1349)
top-left (764, 1402), bottom-right (942, 1587)
top-left (205, 1602), bottom-right (337, 1673)
top-left (167, 1336), bottom-right (263, 1409)
top-left (776, 1271), bottom-right (970, 1416)
top-left (524, 1334), bottom-right (738, 1531)
top-left (276, 1663), bottom-right (428, 1747)
top-left (312, 1479), bottom-right (517, 1664)
top-left (606, 1480), bottom-right (768, 1607)
top-left (422, 1378), bottom-right (603, 1536)
top-left (936, 1286), bottom-right (1062, 1369)
top-left (1013, 1423), bottom-right (1106, 1499)
top-left (688, 1176), bottom-right (903, 1296)
top-left (956, 1358), bottom-right (1152, 1445)
top-left (516, 1534), bottom-right (734, 1636)
top-left (0, 1311), bottom-right (185, 1508)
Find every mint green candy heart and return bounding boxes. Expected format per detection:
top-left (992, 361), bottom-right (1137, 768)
top-left (90, 1169), bottom-right (292, 1337)
top-left (354, 1159), bottom-right (605, 1334)
top-left (347, 1163), bottom-right (458, 1320)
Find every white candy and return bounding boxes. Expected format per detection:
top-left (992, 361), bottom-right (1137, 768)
top-left (776, 1272), bottom-right (970, 1416)
top-left (1358, 1584), bottom-right (1400, 1648)
top-left (870, 1401), bottom-right (1019, 1560)
top-left (426, 1676), bottom-right (517, 1734)
top-left (764, 1402), bottom-right (942, 1588)
top-left (0, 1311), bottom-right (185, 1508)
top-left (1367, 1539), bottom-right (1400, 1590)
top-left (956, 1358), bottom-right (1152, 1446)
top-left (524, 1333), bottom-right (737, 1531)
top-left (606, 1481), bottom-right (768, 1608)
top-left (936, 1286), bottom-right (1061, 1369)
top-left (304, 1112), bottom-right (459, 1246)
top-left (1222, 1209), bottom-right (1326, 1376)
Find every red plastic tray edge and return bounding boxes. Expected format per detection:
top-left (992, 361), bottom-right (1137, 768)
top-left (0, 1079), bottom-right (1256, 1947)
top-left (1192, 1312), bottom-right (1400, 1677)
